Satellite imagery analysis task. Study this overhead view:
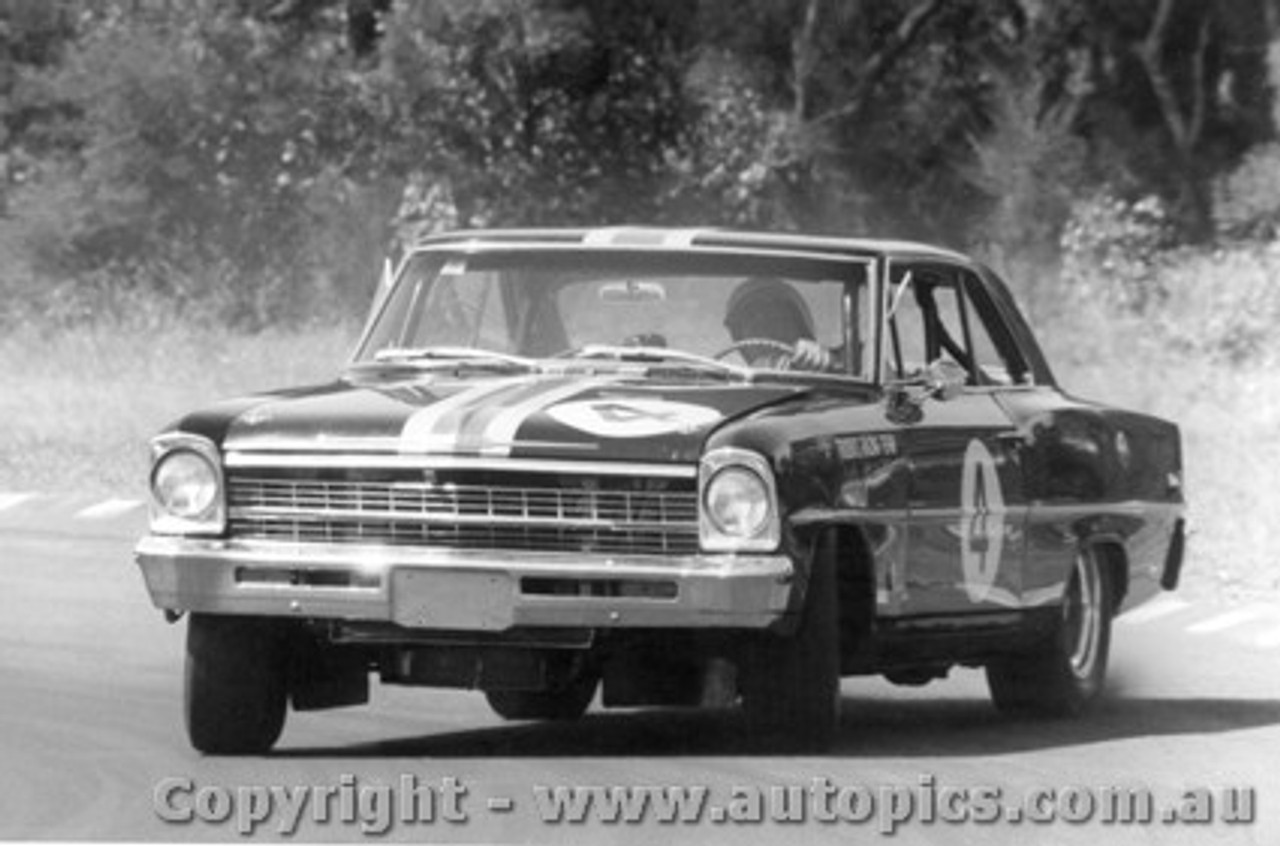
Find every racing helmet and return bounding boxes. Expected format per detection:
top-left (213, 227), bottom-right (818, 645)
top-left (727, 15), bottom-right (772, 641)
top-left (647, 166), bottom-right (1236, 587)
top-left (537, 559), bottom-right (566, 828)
top-left (723, 277), bottom-right (817, 344)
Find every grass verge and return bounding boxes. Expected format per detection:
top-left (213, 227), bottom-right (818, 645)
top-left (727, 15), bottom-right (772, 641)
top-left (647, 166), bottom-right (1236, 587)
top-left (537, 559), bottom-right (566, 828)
top-left (0, 318), bottom-right (357, 498)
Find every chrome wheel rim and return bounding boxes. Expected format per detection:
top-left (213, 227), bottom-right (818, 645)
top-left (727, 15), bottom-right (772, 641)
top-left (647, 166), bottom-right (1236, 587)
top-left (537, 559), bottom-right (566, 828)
top-left (1064, 550), bottom-right (1103, 678)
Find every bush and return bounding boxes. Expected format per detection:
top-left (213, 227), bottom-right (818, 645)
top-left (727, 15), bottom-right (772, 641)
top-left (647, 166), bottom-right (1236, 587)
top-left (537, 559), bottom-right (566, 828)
top-left (5, 3), bottom-right (384, 328)
top-left (964, 68), bottom-right (1085, 319)
top-left (1214, 142), bottom-right (1280, 239)
top-left (1150, 245), bottom-right (1280, 366)
top-left (1058, 199), bottom-right (1280, 369)
top-left (1060, 192), bottom-right (1175, 314)
top-left (2, 1), bottom-right (703, 329)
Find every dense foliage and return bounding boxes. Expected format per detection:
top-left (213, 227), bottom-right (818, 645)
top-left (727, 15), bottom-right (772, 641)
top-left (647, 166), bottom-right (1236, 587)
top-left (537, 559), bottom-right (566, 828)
top-left (1, 0), bottom-right (1277, 326)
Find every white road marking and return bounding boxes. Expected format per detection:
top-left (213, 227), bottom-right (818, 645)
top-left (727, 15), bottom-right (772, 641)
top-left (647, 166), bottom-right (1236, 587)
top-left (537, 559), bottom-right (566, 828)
top-left (1186, 604), bottom-right (1273, 635)
top-left (1251, 626), bottom-right (1280, 649)
top-left (1116, 595), bottom-right (1190, 625)
top-left (0, 493), bottom-right (35, 513)
top-left (74, 498), bottom-right (144, 520)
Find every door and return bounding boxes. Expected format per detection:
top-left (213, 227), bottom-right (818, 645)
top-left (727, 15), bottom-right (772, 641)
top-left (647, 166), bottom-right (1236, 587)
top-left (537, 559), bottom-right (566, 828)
top-left (881, 263), bottom-right (1029, 617)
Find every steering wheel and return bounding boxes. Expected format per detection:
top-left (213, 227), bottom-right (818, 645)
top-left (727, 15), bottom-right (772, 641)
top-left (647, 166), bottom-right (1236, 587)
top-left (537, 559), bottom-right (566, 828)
top-left (714, 337), bottom-right (795, 368)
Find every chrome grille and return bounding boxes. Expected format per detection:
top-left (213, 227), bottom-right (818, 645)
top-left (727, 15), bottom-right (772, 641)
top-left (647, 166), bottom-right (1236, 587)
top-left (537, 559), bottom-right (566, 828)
top-left (227, 473), bottom-right (699, 556)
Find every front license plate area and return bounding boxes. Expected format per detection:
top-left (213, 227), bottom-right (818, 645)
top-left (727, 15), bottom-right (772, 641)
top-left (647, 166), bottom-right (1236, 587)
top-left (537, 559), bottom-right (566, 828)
top-left (391, 569), bottom-right (515, 631)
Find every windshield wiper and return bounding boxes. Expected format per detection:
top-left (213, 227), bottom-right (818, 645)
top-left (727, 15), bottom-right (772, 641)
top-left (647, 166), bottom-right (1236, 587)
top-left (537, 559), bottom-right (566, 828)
top-left (371, 346), bottom-right (540, 372)
top-left (562, 345), bottom-right (750, 380)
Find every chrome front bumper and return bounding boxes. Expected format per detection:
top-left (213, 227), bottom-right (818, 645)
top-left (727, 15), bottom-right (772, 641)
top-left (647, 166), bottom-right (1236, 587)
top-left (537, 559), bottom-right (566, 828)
top-left (135, 536), bottom-right (796, 631)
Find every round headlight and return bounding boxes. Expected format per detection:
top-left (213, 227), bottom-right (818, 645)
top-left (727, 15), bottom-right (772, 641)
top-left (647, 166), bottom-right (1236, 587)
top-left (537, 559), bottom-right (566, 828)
top-left (152, 450), bottom-right (219, 519)
top-left (704, 466), bottom-right (771, 538)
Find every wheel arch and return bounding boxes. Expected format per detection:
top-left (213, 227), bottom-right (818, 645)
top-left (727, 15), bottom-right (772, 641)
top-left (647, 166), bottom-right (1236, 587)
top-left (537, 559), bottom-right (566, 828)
top-left (792, 520), bottom-right (878, 663)
top-left (1078, 533), bottom-right (1129, 615)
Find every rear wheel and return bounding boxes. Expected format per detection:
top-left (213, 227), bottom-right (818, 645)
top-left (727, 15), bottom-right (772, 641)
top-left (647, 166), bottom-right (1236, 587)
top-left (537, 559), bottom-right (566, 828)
top-left (185, 614), bottom-right (288, 754)
top-left (485, 673), bottom-right (598, 721)
top-left (987, 545), bottom-right (1113, 716)
top-left (739, 538), bottom-right (841, 752)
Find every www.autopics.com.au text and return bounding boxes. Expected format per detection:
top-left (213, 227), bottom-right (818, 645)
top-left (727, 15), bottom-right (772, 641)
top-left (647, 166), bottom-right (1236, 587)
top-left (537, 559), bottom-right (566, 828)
top-left (152, 773), bottom-right (1256, 836)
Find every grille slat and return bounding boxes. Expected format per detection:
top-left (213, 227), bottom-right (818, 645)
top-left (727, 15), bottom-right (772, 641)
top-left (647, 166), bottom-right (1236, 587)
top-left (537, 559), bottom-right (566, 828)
top-left (227, 474), bottom-right (698, 556)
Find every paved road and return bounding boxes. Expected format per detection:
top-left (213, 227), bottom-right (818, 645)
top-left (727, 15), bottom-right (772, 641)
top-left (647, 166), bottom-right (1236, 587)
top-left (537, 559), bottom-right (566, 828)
top-left (1, 494), bottom-right (1278, 843)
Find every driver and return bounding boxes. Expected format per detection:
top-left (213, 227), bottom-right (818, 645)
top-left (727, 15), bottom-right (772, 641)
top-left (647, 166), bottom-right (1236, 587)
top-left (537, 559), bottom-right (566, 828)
top-left (723, 277), bottom-right (835, 370)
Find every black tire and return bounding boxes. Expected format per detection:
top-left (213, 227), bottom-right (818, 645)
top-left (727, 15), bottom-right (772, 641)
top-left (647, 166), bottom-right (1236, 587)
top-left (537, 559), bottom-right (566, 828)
top-left (185, 614), bottom-right (288, 755)
top-left (739, 538), bottom-right (841, 752)
top-left (987, 545), bottom-right (1113, 717)
top-left (485, 673), bottom-right (598, 721)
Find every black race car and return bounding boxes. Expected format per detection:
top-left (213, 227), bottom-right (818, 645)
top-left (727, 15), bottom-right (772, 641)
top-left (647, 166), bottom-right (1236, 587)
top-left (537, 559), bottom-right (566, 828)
top-left (136, 227), bottom-right (1186, 753)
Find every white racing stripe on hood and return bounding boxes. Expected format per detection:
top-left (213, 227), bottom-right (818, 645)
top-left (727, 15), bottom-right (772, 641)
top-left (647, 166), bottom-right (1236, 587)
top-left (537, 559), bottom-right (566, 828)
top-left (468, 377), bottom-right (621, 455)
top-left (441, 378), bottom-right (567, 453)
top-left (399, 377), bottom-right (530, 453)
top-left (399, 375), bottom-right (622, 455)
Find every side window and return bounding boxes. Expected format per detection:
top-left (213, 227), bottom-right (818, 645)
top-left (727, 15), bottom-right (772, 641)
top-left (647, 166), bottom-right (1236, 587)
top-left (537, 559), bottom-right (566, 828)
top-left (884, 265), bottom-right (1028, 387)
top-left (958, 272), bottom-right (1030, 386)
top-left (885, 270), bottom-right (928, 378)
top-left (960, 291), bottom-right (1014, 385)
top-left (926, 283), bottom-right (969, 370)
top-left (885, 269), bottom-right (968, 380)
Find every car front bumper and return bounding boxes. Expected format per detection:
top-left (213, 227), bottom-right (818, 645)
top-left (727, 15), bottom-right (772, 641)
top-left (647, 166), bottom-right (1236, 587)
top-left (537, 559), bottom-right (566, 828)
top-left (135, 536), bottom-right (796, 631)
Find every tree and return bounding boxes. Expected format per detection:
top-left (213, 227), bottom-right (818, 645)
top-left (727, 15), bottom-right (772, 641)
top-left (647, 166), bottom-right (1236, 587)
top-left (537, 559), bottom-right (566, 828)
top-left (1062, 0), bottom-right (1273, 241)
top-left (2, 0), bottom-right (1275, 328)
top-left (690, 0), bottom-right (1030, 240)
top-left (374, 0), bottom-right (696, 227)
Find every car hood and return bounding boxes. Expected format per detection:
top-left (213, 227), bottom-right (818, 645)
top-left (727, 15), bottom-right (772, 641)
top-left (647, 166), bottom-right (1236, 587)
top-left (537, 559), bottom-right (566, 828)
top-left (215, 372), bottom-right (812, 464)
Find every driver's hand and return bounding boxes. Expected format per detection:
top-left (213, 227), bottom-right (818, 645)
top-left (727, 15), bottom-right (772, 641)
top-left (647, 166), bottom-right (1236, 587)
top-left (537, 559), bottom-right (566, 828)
top-left (791, 338), bottom-right (833, 371)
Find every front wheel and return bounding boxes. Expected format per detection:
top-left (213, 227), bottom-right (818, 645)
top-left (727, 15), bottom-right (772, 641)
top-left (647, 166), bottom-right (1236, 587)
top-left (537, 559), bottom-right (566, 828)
top-left (987, 545), bottom-right (1113, 717)
top-left (185, 614), bottom-right (288, 755)
top-left (738, 539), bottom-right (841, 752)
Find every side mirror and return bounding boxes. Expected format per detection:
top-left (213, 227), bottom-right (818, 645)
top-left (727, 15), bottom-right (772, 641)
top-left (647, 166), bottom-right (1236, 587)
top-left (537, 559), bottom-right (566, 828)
top-left (883, 358), bottom-right (967, 424)
top-left (884, 384), bottom-right (924, 425)
top-left (925, 359), bottom-right (967, 402)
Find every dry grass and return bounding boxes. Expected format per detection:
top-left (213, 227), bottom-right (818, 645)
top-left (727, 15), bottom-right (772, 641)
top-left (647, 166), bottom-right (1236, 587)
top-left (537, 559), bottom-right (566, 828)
top-left (0, 317), bottom-right (358, 498)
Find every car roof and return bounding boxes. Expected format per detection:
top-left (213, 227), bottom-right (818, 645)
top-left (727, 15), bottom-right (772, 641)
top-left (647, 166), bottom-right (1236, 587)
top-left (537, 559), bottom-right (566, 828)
top-left (410, 226), bottom-right (974, 265)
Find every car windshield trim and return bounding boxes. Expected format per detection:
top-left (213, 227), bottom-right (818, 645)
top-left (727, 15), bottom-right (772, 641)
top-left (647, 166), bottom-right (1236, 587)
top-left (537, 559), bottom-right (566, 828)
top-left (369, 346), bottom-right (541, 371)
top-left (559, 344), bottom-right (750, 379)
top-left (353, 247), bottom-right (879, 384)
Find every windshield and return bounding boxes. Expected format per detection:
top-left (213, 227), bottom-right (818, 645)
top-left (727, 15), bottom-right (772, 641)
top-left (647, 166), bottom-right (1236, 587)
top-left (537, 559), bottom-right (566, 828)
top-left (354, 249), bottom-right (873, 379)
